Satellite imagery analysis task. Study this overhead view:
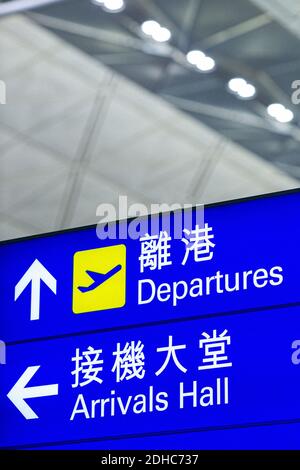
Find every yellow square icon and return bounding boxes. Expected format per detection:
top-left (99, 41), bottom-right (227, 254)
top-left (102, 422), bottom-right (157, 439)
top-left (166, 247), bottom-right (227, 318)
top-left (72, 245), bottom-right (126, 314)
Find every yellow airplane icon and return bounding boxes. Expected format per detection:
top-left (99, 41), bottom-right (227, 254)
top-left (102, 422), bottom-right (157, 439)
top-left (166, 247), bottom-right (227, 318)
top-left (72, 245), bottom-right (126, 314)
top-left (78, 264), bottom-right (122, 293)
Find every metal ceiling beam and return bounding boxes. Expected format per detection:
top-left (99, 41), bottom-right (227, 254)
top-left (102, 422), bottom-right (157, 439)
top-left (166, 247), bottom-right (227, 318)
top-left (255, 71), bottom-right (295, 111)
top-left (220, 127), bottom-right (270, 140)
top-left (162, 94), bottom-right (272, 129)
top-left (250, 0), bottom-right (300, 40)
top-left (202, 13), bottom-right (272, 49)
top-left (177, 0), bottom-right (203, 49)
top-left (30, 13), bottom-right (147, 51)
top-left (0, 0), bottom-right (65, 16)
top-left (154, 0), bottom-right (204, 96)
top-left (162, 94), bottom-right (300, 141)
top-left (93, 52), bottom-right (154, 66)
top-left (135, 0), bottom-right (204, 94)
top-left (159, 77), bottom-right (221, 97)
top-left (267, 58), bottom-right (300, 76)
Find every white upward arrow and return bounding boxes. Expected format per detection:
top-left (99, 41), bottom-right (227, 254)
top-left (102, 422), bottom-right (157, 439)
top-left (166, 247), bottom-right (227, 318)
top-left (14, 259), bottom-right (57, 321)
top-left (7, 366), bottom-right (59, 420)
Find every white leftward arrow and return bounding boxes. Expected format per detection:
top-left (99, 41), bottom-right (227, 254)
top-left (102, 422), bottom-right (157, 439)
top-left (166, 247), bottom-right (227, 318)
top-left (7, 366), bottom-right (59, 420)
top-left (14, 259), bottom-right (57, 321)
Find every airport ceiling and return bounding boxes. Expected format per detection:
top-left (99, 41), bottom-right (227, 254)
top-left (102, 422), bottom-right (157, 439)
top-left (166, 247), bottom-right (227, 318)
top-left (2, 0), bottom-right (300, 179)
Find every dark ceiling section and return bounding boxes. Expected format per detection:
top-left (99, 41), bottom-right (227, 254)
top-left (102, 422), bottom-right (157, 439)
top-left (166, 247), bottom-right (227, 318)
top-left (26, 0), bottom-right (300, 178)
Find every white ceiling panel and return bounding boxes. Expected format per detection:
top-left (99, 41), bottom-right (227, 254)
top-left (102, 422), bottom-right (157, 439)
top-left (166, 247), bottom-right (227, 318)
top-left (0, 139), bottom-right (65, 212)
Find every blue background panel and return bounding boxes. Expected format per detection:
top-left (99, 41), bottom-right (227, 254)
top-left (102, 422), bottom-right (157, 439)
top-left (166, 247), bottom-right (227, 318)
top-left (1, 306), bottom-right (299, 448)
top-left (1, 191), bottom-right (300, 343)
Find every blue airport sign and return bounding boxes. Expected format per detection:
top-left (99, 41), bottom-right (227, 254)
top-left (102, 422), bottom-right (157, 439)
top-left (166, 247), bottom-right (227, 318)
top-left (1, 189), bottom-right (300, 449)
top-left (1, 305), bottom-right (300, 448)
top-left (1, 191), bottom-right (300, 344)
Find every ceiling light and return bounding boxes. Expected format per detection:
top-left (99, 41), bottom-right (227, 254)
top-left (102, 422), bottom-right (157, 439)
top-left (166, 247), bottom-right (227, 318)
top-left (228, 78), bottom-right (247, 93)
top-left (277, 109), bottom-right (294, 123)
top-left (267, 103), bottom-right (285, 118)
top-left (141, 20), bottom-right (160, 36)
top-left (186, 49), bottom-right (216, 73)
top-left (196, 56), bottom-right (216, 72)
top-left (228, 77), bottom-right (256, 99)
top-left (141, 20), bottom-right (171, 43)
top-left (267, 103), bottom-right (294, 123)
top-left (152, 26), bottom-right (171, 42)
top-left (186, 50), bottom-right (205, 65)
top-left (102, 0), bottom-right (125, 12)
top-left (238, 83), bottom-right (256, 99)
